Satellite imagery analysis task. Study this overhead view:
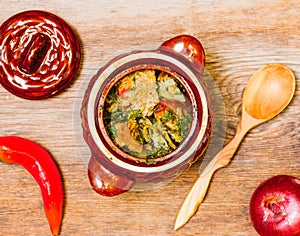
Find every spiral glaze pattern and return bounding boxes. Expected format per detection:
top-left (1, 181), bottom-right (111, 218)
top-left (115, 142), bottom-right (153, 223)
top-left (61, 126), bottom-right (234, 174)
top-left (0, 10), bottom-right (81, 99)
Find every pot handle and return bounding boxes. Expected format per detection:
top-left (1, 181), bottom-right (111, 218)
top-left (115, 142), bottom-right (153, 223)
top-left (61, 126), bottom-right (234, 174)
top-left (159, 35), bottom-right (205, 73)
top-left (88, 155), bottom-right (135, 196)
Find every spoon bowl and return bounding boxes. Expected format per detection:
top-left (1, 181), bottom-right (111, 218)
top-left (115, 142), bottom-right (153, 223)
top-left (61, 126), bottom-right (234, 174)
top-left (244, 64), bottom-right (295, 120)
top-left (174, 64), bottom-right (296, 230)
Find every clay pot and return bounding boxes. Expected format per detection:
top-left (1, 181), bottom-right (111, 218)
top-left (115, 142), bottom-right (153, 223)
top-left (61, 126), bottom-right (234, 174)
top-left (81, 35), bottom-right (213, 196)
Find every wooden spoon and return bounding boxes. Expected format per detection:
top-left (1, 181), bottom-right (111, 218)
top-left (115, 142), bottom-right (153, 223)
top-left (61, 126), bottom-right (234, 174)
top-left (174, 64), bottom-right (296, 230)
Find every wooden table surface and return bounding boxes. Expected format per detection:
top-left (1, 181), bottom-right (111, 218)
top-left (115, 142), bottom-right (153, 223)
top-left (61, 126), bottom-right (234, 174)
top-left (0, 1), bottom-right (299, 235)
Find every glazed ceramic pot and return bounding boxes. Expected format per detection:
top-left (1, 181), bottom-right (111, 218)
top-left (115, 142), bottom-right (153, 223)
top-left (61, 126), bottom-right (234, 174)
top-left (81, 35), bottom-right (213, 196)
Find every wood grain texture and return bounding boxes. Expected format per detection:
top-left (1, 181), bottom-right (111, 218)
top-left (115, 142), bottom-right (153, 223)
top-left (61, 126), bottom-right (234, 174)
top-left (0, 0), bottom-right (299, 235)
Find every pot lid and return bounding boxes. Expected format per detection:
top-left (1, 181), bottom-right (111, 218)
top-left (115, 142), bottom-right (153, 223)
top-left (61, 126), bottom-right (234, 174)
top-left (0, 10), bottom-right (81, 99)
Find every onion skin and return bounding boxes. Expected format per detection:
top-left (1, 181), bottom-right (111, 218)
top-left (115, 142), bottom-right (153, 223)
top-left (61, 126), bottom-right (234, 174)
top-left (249, 175), bottom-right (300, 236)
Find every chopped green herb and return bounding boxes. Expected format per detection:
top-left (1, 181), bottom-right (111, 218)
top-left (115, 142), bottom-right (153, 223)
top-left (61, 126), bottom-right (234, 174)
top-left (101, 69), bottom-right (193, 163)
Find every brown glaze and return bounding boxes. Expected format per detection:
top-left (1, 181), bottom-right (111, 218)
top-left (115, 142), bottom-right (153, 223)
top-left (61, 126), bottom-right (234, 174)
top-left (88, 156), bottom-right (134, 196)
top-left (0, 10), bottom-right (81, 100)
top-left (81, 35), bottom-right (213, 196)
top-left (159, 35), bottom-right (205, 74)
top-left (18, 33), bottom-right (52, 75)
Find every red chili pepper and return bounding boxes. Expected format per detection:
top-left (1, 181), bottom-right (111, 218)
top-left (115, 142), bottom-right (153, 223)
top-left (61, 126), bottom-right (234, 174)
top-left (0, 136), bottom-right (63, 236)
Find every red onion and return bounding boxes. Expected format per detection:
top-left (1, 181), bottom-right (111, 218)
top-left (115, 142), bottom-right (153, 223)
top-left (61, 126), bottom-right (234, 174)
top-left (249, 175), bottom-right (300, 236)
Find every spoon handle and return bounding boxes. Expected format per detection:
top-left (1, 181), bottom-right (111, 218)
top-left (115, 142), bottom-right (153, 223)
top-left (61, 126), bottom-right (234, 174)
top-left (174, 118), bottom-right (249, 230)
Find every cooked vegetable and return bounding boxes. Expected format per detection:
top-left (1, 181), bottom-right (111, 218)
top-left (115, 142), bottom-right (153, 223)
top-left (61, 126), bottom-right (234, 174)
top-left (157, 72), bottom-right (186, 102)
top-left (103, 69), bottom-right (192, 162)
